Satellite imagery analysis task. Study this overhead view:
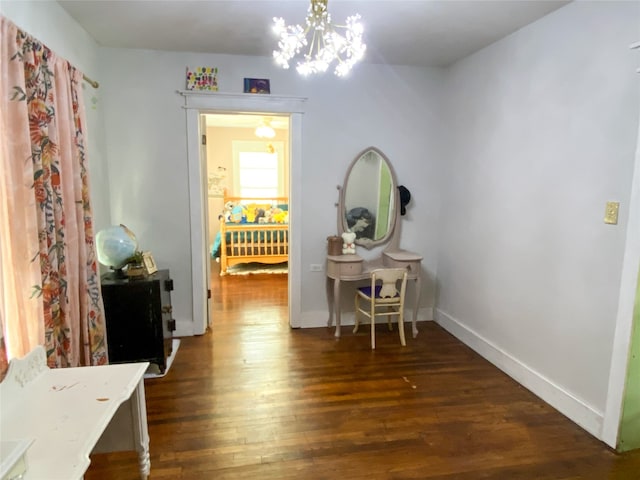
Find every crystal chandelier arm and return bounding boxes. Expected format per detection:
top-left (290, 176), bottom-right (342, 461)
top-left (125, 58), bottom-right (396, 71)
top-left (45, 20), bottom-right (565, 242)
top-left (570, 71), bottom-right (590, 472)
top-left (308, 31), bottom-right (318, 58)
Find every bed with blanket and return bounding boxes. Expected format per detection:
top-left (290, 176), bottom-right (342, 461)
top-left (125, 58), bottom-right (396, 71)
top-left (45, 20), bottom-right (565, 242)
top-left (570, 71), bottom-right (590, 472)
top-left (211, 194), bottom-right (289, 275)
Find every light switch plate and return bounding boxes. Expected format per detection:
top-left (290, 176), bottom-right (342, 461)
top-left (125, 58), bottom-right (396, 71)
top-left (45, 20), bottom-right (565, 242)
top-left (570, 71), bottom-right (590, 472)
top-left (604, 201), bottom-right (620, 225)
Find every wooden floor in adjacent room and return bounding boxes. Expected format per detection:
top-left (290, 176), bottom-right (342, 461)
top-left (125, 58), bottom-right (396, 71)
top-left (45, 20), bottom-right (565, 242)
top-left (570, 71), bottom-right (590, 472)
top-left (87, 267), bottom-right (640, 479)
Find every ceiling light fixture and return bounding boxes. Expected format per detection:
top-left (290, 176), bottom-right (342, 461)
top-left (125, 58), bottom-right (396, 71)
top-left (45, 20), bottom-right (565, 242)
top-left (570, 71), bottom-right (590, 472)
top-left (272, 0), bottom-right (366, 77)
top-left (255, 118), bottom-right (276, 139)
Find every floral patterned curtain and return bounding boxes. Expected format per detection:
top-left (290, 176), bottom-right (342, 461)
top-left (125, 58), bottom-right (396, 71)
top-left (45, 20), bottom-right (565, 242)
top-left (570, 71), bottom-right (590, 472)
top-left (0, 16), bottom-right (108, 371)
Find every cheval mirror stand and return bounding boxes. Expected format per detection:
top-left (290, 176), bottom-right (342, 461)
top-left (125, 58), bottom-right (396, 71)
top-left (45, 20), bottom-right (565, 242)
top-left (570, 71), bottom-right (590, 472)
top-left (326, 146), bottom-right (423, 339)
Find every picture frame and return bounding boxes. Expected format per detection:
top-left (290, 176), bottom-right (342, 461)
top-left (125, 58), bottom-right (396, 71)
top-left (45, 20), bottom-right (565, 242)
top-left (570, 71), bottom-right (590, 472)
top-left (142, 251), bottom-right (158, 275)
top-left (186, 66), bottom-right (218, 91)
top-left (243, 78), bottom-right (270, 94)
top-left (208, 167), bottom-right (226, 197)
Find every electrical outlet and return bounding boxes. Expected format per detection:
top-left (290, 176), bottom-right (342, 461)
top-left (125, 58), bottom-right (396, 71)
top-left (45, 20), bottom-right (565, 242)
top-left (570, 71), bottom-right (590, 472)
top-left (309, 264), bottom-right (323, 272)
top-left (604, 201), bottom-right (620, 225)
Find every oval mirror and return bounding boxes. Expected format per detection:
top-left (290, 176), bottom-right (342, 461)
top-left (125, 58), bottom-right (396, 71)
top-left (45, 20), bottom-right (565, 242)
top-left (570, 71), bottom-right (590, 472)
top-left (338, 147), bottom-right (397, 248)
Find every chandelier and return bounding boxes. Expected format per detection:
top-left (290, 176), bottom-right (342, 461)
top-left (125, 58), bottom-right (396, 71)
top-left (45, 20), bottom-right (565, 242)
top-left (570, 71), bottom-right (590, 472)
top-left (272, 0), bottom-right (366, 77)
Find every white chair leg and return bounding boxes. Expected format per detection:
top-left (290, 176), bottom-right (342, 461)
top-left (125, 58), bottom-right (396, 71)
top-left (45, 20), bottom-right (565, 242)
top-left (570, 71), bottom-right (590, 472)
top-left (398, 309), bottom-right (406, 346)
top-left (370, 304), bottom-right (376, 350)
top-left (353, 296), bottom-right (360, 334)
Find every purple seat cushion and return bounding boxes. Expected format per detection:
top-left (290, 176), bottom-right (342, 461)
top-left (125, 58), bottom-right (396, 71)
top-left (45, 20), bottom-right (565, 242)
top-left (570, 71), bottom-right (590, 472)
top-left (358, 285), bottom-right (399, 298)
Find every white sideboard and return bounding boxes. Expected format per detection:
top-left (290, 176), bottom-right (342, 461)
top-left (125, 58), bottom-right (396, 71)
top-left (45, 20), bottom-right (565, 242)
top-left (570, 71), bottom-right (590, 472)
top-left (0, 346), bottom-right (150, 480)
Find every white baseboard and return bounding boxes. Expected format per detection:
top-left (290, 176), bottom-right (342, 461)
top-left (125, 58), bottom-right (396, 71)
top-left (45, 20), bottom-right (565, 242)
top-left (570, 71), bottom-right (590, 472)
top-left (178, 307), bottom-right (433, 337)
top-left (180, 307), bottom-right (433, 332)
top-left (174, 319), bottom-right (194, 337)
top-left (434, 308), bottom-right (604, 440)
top-left (144, 339), bottom-right (180, 378)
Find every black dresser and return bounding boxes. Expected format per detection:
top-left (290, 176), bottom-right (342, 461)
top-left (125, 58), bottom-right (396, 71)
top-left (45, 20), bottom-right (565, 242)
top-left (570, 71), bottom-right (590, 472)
top-left (101, 269), bottom-right (176, 373)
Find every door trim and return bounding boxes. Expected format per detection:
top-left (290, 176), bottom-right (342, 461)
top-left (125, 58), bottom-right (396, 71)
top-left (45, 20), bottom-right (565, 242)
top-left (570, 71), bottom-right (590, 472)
top-left (181, 91), bottom-right (307, 335)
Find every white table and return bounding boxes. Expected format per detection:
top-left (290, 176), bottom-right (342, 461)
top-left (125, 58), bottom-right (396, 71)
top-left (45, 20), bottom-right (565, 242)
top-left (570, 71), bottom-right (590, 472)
top-left (0, 346), bottom-right (150, 480)
top-left (326, 249), bottom-right (423, 338)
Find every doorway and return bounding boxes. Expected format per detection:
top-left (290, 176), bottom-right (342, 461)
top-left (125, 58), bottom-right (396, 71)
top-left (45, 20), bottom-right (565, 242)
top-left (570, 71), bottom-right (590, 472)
top-left (203, 113), bottom-right (290, 327)
top-left (181, 91), bottom-right (306, 336)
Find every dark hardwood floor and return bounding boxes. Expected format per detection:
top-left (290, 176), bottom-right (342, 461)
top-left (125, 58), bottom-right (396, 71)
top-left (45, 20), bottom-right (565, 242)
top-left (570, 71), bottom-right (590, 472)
top-left (87, 265), bottom-right (640, 479)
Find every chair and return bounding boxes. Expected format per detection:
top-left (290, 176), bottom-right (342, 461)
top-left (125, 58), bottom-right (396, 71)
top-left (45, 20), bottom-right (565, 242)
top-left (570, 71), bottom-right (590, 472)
top-left (354, 268), bottom-right (409, 349)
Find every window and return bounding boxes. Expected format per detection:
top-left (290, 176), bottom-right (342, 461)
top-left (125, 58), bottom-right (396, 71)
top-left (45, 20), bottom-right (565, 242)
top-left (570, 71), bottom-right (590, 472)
top-left (238, 152), bottom-right (278, 198)
top-left (232, 141), bottom-right (287, 197)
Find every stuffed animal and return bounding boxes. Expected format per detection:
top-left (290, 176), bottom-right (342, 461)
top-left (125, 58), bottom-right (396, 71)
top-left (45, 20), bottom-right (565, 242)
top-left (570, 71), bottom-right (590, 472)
top-left (260, 208), bottom-right (272, 224)
top-left (270, 207), bottom-right (281, 221)
top-left (219, 201), bottom-right (235, 222)
top-left (273, 209), bottom-right (288, 224)
top-left (230, 205), bottom-right (246, 223)
top-left (342, 231), bottom-right (356, 254)
top-left (245, 205), bottom-right (258, 223)
top-left (261, 206), bottom-right (279, 224)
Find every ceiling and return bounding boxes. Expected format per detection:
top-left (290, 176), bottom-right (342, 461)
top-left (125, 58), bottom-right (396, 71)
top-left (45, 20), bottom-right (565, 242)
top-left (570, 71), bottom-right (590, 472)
top-left (57, 0), bottom-right (570, 130)
top-left (58, 0), bottom-right (571, 69)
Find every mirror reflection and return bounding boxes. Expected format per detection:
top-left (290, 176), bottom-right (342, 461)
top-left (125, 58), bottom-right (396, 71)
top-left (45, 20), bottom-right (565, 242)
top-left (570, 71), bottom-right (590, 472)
top-left (341, 147), bottom-right (397, 248)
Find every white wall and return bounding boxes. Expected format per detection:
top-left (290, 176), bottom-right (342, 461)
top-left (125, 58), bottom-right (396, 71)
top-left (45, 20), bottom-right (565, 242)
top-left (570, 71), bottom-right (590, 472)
top-left (0, 1), bottom-right (112, 234)
top-left (96, 48), bottom-right (443, 334)
top-left (437, 0), bottom-right (640, 441)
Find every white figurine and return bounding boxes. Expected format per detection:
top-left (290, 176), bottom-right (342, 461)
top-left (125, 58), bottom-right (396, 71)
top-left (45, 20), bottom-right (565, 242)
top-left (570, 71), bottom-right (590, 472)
top-left (341, 231), bottom-right (356, 254)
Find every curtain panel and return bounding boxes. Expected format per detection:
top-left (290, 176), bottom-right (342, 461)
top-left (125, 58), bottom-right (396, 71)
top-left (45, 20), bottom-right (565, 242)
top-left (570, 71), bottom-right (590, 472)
top-left (0, 16), bottom-right (107, 371)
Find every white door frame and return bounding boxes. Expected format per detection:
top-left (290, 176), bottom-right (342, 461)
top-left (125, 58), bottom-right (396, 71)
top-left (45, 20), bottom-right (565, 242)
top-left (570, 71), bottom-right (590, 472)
top-left (181, 91), bottom-right (307, 335)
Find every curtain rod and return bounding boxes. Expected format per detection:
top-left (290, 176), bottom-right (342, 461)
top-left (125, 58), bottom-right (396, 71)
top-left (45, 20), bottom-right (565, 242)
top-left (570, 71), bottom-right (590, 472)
top-left (82, 74), bottom-right (99, 89)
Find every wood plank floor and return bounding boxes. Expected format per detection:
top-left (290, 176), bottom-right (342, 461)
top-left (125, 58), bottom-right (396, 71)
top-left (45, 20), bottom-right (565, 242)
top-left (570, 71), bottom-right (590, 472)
top-left (87, 266), bottom-right (640, 479)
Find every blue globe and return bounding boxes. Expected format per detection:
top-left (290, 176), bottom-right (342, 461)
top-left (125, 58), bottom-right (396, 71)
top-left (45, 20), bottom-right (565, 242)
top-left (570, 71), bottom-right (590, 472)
top-left (96, 225), bottom-right (139, 269)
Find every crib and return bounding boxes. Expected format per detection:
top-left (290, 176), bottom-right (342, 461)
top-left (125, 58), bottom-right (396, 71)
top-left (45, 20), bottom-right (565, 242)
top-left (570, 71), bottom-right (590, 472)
top-left (211, 194), bottom-right (289, 275)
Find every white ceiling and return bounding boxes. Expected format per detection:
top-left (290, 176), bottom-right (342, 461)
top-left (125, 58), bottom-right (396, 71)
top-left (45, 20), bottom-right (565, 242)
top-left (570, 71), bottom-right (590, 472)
top-left (57, 0), bottom-right (571, 68)
top-left (57, 0), bottom-right (570, 129)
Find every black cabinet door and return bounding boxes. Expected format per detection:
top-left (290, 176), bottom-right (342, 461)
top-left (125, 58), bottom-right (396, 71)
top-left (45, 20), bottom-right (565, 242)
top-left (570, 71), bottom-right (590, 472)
top-left (101, 270), bottom-right (173, 372)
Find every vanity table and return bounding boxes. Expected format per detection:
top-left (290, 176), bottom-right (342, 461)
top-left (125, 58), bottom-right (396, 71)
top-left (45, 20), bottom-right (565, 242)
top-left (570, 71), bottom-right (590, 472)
top-left (326, 146), bottom-right (423, 339)
top-left (326, 250), bottom-right (422, 338)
